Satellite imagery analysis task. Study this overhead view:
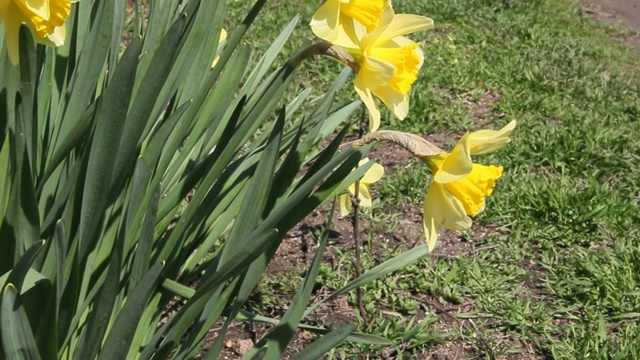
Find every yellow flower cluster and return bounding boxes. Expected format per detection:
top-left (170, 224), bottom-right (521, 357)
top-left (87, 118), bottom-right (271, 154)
top-left (1, 0), bottom-right (72, 64)
top-left (311, 2), bottom-right (516, 252)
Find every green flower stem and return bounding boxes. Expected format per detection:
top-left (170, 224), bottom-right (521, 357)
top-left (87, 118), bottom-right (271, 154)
top-left (352, 106), bottom-right (368, 327)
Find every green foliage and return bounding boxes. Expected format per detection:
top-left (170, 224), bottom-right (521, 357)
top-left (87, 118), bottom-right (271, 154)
top-left (225, 0), bottom-right (640, 358)
top-left (0, 0), bottom-right (390, 358)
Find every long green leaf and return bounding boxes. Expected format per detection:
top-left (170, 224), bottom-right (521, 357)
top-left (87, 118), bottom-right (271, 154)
top-left (39, 101), bottom-right (96, 189)
top-left (73, 242), bottom-right (120, 360)
top-left (122, 101), bottom-right (190, 247)
top-left (217, 137), bottom-right (368, 356)
top-left (177, 0), bottom-right (225, 100)
top-left (39, 158), bottom-right (83, 238)
top-left (246, 201), bottom-right (338, 359)
top-left (53, 221), bottom-right (66, 339)
top-left (128, 177), bottom-right (159, 288)
top-left (5, 106), bottom-right (41, 261)
top-left (54, 0), bottom-right (114, 155)
top-left (290, 324), bottom-right (356, 360)
top-left (1, 284), bottom-right (42, 360)
top-left (18, 27), bottom-right (37, 178)
top-left (236, 310), bottom-right (389, 345)
top-left (150, 229), bottom-right (279, 356)
top-left (1, 240), bottom-right (45, 294)
top-left (78, 37), bottom-right (141, 258)
top-left (305, 245), bottom-right (430, 316)
top-left (110, 15), bottom-right (187, 193)
top-left (223, 108), bottom-right (285, 256)
top-left (0, 132), bottom-right (10, 222)
top-left (240, 16), bottom-right (298, 95)
top-left (158, 44), bottom-right (250, 204)
top-left (189, 109), bottom-right (287, 358)
top-left (153, 95), bottom-right (246, 263)
top-left (99, 263), bottom-right (163, 359)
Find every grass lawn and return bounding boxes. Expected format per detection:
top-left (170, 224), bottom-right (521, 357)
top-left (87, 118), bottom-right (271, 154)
top-left (225, 0), bottom-right (640, 358)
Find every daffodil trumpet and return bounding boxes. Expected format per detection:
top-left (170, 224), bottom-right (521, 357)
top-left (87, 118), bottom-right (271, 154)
top-left (1, 0), bottom-right (73, 64)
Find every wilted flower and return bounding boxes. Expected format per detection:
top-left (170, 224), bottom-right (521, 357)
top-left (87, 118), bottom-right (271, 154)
top-left (339, 158), bottom-right (385, 216)
top-left (422, 121), bottom-right (516, 252)
top-left (1, 0), bottom-right (72, 64)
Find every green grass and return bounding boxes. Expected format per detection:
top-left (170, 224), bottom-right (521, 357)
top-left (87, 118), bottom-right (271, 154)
top-left (227, 0), bottom-right (640, 357)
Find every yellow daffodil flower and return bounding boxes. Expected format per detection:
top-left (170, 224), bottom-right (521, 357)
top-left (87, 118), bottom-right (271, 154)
top-left (353, 14), bottom-right (432, 131)
top-left (211, 28), bottom-right (227, 68)
top-left (310, 2), bottom-right (433, 131)
top-left (310, 0), bottom-right (391, 44)
top-left (1, 0), bottom-right (72, 64)
top-left (339, 158), bottom-right (385, 216)
top-left (422, 121), bottom-right (516, 252)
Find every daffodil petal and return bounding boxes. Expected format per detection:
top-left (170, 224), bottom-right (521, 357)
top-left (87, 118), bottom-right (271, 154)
top-left (16, 0), bottom-right (49, 21)
top-left (357, 184), bottom-right (373, 207)
top-left (339, 193), bottom-right (352, 217)
top-left (423, 183), bottom-right (472, 251)
top-left (362, 14), bottom-right (433, 49)
top-left (424, 183), bottom-right (472, 231)
top-left (310, 0), bottom-right (340, 42)
top-left (361, 162), bottom-right (384, 184)
top-left (434, 134), bottom-right (473, 183)
top-left (357, 158), bottom-right (370, 167)
top-left (332, 16), bottom-right (362, 49)
top-left (354, 78), bottom-right (381, 131)
top-left (468, 120), bottom-right (517, 155)
top-left (211, 29), bottom-right (228, 68)
top-left (372, 86), bottom-right (409, 120)
top-left (0, 0), bottom-right (9, 14)
top-left (358, 54), bottom-right (395, 90)
top-left (423, 215), bottom-right (439, 252)
top-left (378, 1), bottom-right (395, 28)
top-left (346, 183), bottom-right (357, 196)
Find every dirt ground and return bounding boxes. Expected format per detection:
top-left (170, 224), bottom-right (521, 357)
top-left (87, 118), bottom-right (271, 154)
top-left (200, 1), bottom-right (640, 358)
top-left (585, 0), bottom-right (640, 51)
